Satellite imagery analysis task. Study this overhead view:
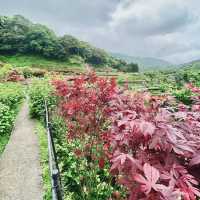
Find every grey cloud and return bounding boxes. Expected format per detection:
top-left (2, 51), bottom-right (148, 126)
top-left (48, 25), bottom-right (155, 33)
top-left (109, 0), bottom-right (198, 36)
top-left (0, 0), bottom-right (115, 33)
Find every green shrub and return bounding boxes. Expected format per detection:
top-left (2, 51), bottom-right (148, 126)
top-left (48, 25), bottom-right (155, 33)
top-left (0, 82), bottom-right (24, 109)
top-left (20, 67), bottom-right (47, 78)
top-left (29, 78), bottom-right (56, 120)
top-left (0, 63), bottom-right (13, 81)
top-left (173, 89), bottom-right (193, 105)
top-left (0, 102), bottom-right (14, 136)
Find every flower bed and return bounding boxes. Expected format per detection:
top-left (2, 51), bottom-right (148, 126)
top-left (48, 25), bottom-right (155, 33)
top-left (52, 73), bottom-right (200, 200)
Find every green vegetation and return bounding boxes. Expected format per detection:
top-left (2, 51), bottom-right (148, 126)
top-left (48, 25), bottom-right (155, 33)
top-left (173, 88), bottom-right (193, 105)
top-left (181, 60), bottom-right (200, 70)
top-left (0, 82), bottom-right (24, 108)
top-left (36, 122), bottom-right (51, 200)
top-left (0, 15), bottom-right (138, 72)
top-left (51, 115), bottom-right (121, 200)
top-left (0, 103), bottom-right (14, 136)
top-left (29, 79), bottom-right (56, 199)
top-left (0, 54), bottom-right (85, 72)
top-left (0, 82), bottom-right (24, 154)
top-left (29, 78), bottom-right (56, 120)
top-left (0, 102), bottom-right (15, 154)
top-left (0, 134), bottom-right (10, 154)
top-left (0, 63), bottom-right (13, 81)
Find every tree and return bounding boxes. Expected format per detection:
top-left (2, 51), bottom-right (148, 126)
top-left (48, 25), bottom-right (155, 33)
top-left (59, 35), bottom-right (81, 56)
top-left (85, 48), bottom-right (108, 66)
top-left (0, 15), bottom-right (31, 53)
top-left (125, 63), bottom-right (139, 72)
top-left (24, 24), bottom-right (65, 59)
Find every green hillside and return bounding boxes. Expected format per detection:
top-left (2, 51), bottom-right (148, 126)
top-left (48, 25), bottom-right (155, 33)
top-left (0, 54), bottom-right (86, 72)
top-left (0, 15), bottom-right (138, 72)
top-left (181, 60), bottom-right (200, 70)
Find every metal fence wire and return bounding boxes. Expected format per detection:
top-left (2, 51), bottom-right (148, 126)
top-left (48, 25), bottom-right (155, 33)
top-left (44, 100), bottom-right (63, 200)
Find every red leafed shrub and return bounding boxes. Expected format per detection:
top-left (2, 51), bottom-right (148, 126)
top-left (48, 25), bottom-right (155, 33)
top-left (186, 83), bottom-right (200, 94)
top-left (52, 72), bottom-right (117, 161)
top-left (186, 83), bottom-right (200, 112)
top-left (6, 70), bottom-right (25, 82)
top-left (53, 74), bottom-right (200, 200)
top-left (106, 91), bottom-right (200, 200)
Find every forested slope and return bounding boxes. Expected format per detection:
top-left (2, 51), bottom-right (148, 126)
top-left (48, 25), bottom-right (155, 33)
top-left (0, 15), bottom-right (138, 72)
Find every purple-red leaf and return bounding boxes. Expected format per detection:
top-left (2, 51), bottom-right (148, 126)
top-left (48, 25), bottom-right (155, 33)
top-left (189, 154), bottom-right (200, 166)
top-left (139, 121), bottom-right (156, 138)
top-left (134, 163), bottom-right (162, 194)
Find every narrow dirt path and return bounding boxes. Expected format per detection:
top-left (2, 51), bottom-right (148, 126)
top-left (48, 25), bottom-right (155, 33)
top-left (0, 99), bottom-right (43, 200)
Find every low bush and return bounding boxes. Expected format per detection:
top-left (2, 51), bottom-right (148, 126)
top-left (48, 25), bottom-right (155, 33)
top-left (0, 63), bottom-right (13, 81)
top-left (6, 69), bottom-right (24, 82)
top-left (173, 88), bottom-right (193, 105)
top-left (0, 63), bottom-right (25, 82)
top-left (21, 67), bottom-right (47, 78)
top-left (0, 82), bottom-right (24, 109)
top-left (0, 102), bottom-right (14, 136)
top-left (29, 78), bottom-right (56, 120)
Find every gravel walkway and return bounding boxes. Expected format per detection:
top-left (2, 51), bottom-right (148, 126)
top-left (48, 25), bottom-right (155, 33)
top-left (0, 100), bottom-right (43, 200)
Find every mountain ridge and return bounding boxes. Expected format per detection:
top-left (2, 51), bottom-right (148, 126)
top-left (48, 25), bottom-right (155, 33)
top-left (180, 59), bottom-right (200, 70)
top-left (111, 52), bottom-right (173, 71)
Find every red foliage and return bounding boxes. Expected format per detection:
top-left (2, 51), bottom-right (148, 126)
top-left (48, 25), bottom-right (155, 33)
top-left (99, 157), bottom-right (105, 169)
top-left (186, 83), bottom-right (200, 113)
top-left (52, 72), bottom-right (117, 162)
top-left (53, 74), bottom-right (200, 200)
top-left (106, 91), bottom-right (200, 200)
top-left (53, 73), bottom-right (117, 138)
top-left (6, 70), bottom-right (24, 82)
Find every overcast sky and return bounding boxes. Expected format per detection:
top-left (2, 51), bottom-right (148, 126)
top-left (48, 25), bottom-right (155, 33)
top-left (0, 0), bottom-right (200, 64)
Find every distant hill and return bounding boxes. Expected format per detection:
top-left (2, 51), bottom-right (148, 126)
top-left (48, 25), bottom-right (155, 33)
top-left (111, 53), bottom-right (172, 71)
top-left (180, 60), bottom-right (200, 69)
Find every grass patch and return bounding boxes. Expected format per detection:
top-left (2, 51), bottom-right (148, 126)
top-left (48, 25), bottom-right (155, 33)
top-left (36, 121), bottom-right (52, 200)
top-left (0, 54), bottom-right (86, 72)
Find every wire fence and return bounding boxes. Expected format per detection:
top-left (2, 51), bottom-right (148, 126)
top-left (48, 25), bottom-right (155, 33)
top-left (44, 100), bottom-right (63, 200)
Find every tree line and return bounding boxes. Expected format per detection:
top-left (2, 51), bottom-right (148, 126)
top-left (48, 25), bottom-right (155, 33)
top-left (0, 15), bottom-right (139, 72)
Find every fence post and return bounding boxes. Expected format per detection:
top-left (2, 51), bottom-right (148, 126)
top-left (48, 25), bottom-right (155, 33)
top-left (44, 100), bottom-right (63, 200)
